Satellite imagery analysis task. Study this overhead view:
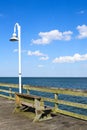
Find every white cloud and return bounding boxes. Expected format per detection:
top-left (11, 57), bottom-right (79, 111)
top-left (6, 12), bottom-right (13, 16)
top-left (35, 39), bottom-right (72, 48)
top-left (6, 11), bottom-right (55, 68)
top-left (32, 29), bottom-right (73, 45)
top-left (28, 50), bottom-right (44, 56)
top-left (53, 53), bottom-right (87, 63)
top-left (28, 50), bottom-right (49, 61)
top-left (76, 25), bottom-right (87, 39)
top-left (39, 56), bottom-right (49, 60)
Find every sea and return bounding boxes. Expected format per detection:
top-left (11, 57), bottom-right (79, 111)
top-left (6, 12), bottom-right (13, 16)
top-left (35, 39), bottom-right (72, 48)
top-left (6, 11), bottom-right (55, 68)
top-left (0, 77), bottom-right (87, 90)
top-left (0, 77), bottom-right (87, 115)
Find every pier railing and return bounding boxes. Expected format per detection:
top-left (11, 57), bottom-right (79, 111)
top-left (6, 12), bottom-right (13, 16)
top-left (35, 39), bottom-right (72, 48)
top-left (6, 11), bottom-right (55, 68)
top-left (0, 83), bottom-right (87, 120)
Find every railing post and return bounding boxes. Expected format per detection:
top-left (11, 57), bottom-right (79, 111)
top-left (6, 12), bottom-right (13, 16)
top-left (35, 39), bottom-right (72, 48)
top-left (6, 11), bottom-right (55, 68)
top-left (27, 89), bottom-right (30, 95)
top-left (54, 93), bottom-right (58, 112)
top-left (9, 87), bottom-right (12, 99)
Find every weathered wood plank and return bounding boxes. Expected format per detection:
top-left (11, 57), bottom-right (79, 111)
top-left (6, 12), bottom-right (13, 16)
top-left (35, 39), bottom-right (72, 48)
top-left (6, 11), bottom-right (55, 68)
top-left (57, 109), bottom-right (87, 121)
top-left (58, 100), bottom-right (87, 109)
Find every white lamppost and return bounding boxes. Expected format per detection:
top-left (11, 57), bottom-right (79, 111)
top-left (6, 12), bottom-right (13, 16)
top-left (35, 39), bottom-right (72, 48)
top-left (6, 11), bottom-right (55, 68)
top-left (9, 23), bottom-right (22, 93)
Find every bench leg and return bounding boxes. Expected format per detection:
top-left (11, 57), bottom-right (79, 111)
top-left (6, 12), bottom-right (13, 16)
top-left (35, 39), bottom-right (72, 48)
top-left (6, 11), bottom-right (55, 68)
top-left (33, 110), bottom-right (43, 122)
top-left (33, 109), bottom-right (52, 122)
top-left (13, 106), bottom-right (21, 113)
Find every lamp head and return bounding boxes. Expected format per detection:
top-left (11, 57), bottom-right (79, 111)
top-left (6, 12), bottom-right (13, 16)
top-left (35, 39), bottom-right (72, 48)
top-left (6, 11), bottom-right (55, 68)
top-left (9, 33), bottom-right (19, 41)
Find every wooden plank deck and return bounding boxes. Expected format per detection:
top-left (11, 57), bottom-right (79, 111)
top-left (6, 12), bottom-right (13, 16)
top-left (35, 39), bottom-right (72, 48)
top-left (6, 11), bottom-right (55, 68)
top-left (0, 96), bottom-right (87, 130)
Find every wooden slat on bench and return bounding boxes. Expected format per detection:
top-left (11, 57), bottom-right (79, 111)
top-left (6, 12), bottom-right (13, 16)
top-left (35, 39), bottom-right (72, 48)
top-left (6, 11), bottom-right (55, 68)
top-left (21, 101), bottom-right (34, 108)
top-left (15, 93), bottom-right (41, 100)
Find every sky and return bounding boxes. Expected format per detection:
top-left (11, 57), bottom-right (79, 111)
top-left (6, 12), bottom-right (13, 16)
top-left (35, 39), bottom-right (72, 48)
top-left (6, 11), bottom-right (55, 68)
top-left (0, 0), bottom-right (87, 77)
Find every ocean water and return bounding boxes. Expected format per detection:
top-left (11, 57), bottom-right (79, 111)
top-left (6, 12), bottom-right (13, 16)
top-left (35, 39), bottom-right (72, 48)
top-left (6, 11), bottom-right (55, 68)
top-left (0, 77), bottom-right (87, 90)
top-left (0, 77), bottom-right (87, 115)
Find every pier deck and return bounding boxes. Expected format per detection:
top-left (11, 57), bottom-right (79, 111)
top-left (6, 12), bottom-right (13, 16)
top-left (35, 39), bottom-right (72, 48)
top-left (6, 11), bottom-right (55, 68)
top-left (0, 97), bottom-right (87, 130)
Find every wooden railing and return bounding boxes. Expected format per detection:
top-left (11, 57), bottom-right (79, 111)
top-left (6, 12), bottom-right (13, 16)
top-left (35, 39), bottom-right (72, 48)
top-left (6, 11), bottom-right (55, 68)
top-left (0, 83), bottom-right (87, 120)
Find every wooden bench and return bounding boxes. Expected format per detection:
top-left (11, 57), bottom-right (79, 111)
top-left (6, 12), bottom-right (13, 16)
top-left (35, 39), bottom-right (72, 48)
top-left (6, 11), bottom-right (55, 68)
top-left (14, 93), bottom-right (52, 122)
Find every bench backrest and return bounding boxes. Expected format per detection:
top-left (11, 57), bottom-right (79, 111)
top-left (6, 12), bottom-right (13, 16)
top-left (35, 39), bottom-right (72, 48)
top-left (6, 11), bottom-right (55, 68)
top-left (15, 93), bottom-right (44, 110)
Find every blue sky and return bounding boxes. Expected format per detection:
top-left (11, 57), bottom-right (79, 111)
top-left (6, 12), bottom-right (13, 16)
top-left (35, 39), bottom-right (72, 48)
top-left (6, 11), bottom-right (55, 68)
top-left (0, 0), bottom-right (87, 77)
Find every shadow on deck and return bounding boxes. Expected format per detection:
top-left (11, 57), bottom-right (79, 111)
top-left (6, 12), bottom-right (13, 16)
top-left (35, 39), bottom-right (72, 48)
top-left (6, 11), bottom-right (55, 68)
top-left (0, 96), bottom-right (87, 130)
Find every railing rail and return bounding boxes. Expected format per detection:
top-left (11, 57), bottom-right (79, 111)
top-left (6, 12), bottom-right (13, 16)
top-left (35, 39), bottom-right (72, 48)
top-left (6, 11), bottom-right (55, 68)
top-left (0, 83), bottom-right (87, 120)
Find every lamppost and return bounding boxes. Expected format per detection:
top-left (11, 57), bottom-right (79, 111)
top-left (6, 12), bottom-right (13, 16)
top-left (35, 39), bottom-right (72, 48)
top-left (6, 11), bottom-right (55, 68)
top-left (9, 23), bottom-right (22, 93)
